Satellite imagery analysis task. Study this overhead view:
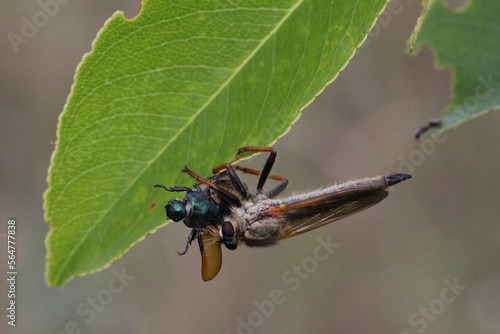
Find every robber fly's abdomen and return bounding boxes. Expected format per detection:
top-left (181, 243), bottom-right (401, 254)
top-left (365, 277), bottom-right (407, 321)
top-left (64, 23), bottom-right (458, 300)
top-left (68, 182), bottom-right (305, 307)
top-left (279, 175), bottom-right (389, 205)
top-left (332, 175), bottom-right (388, 191)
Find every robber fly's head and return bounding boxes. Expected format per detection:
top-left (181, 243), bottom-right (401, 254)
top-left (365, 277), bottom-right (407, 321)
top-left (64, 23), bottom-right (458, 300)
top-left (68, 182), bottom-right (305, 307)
top-left (220, 221), bottom-right (238, 250)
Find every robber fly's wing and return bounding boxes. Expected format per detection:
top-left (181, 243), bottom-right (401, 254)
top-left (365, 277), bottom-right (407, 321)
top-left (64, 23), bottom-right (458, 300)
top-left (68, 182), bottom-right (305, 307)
top-left (200, 227), bottom-right (222, 281)
top-left (269, 188), bottom-right (389, 237)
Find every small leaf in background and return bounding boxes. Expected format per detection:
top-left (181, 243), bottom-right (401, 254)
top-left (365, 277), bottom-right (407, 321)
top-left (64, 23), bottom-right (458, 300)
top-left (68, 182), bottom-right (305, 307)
top-left (406, 0), bottom-right (432, 53)
top-left (44, 0), bottom-right (388, 287)
top-left (411, 0), bottom-right (500, 139)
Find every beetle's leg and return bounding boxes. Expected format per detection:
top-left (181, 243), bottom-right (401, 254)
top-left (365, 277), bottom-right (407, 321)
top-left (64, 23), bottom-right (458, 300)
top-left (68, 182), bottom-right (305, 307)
top-left (197, 228), bottom-right (205, 253)
top-left (154, 185), bottom-right (192, 193)
top-left (178, 229), bottom-right (197, 256)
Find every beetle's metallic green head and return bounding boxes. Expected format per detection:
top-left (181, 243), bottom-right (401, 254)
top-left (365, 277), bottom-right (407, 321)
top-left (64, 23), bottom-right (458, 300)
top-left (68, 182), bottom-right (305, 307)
top-left (166, 200), bottom-right (186, 222)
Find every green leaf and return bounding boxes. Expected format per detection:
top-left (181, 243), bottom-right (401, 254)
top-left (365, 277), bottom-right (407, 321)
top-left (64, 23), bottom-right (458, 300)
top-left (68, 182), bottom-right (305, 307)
top-left (411, 0), bottom-right (500, 139)
top-left (406, 0), bottom-right (432, 53)
top-left (44, 0), bottom-right (388, 287)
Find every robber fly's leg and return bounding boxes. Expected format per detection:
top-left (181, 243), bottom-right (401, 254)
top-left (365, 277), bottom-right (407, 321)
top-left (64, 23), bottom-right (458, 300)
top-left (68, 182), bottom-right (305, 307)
top-left (182, 166), bottom-right (242, 207)
top-left (256, 149), bottom-right (277, 194)
top-left (178, 229), bottom-right (197, 256)
top-left (225, 164), bottom-right (248, 198)
top-left (231, 146), bottom-right (275, 163)
top-left (267, 178), bottom-right (289, 198)
top-left (211, 162), bottom-right (248, 198)
top-left (212, 146), bottom-right (276, 172)
top-left (154, 185), bottom-right (192, 192)
top-left (230, 165), bottom-right (288, 198)
top-left (213, 147), bottom-right (277, 194)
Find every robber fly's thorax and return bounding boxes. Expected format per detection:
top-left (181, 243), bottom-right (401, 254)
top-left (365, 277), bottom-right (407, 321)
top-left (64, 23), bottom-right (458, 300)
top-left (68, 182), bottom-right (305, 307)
top-left (226, 198), bottom-right (286, 247)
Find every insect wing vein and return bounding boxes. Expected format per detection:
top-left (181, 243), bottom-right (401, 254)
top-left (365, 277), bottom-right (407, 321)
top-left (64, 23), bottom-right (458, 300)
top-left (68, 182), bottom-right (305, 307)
top-left (270, 188), bottom-right (389, 237)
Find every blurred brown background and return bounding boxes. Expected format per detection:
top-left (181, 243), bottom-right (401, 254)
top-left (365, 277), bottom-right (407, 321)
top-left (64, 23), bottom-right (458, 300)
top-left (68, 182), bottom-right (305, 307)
top-left (1, 1), bottom-right (499, 333)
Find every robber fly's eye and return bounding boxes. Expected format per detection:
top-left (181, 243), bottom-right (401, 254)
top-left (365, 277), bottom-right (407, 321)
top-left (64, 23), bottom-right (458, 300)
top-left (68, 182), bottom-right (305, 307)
top-left (221, 221), bottom-right (235, 238)
top-left (224, 241), bottom-right (238, 250)
top-left (221, 221), bottom-right (237, 250)
top-left (166, 200), bottom-right (186, 222)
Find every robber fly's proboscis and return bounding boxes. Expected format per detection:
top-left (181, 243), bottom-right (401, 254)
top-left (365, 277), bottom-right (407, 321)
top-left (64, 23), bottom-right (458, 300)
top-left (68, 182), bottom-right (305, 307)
top-left (155, 147), bottom-right (411, 281)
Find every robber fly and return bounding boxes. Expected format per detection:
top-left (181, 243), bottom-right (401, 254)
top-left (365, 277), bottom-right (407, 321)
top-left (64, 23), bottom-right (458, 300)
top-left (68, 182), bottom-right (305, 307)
top-left (156, 147), bottom-right (411, 281)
